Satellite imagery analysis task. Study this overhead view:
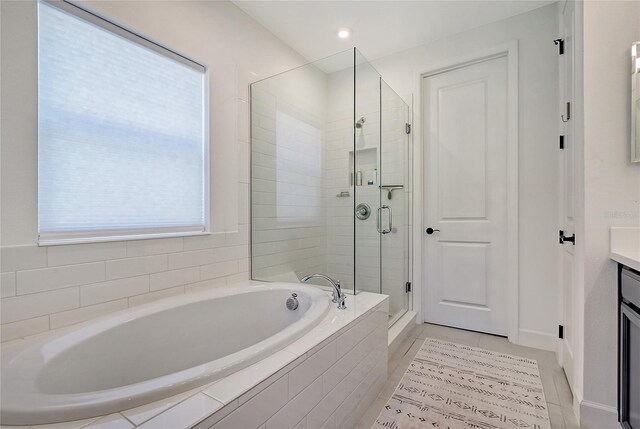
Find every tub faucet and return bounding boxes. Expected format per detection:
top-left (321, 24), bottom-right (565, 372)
top-left (301, 274), bottom-right (346, 310)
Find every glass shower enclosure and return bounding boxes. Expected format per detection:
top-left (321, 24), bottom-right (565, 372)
top-left (250, 48), bottom-right (411, 325)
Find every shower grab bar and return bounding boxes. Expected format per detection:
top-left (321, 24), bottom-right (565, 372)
top-left (376, 205), bottom-right (392, 234)
top-left (379, 184), bottom-right (403, 199)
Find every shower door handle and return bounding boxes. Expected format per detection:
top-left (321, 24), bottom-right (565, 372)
top-left (377, 205), bottom-right (392, 234)
top-left (384, 205), bottom-right (392, 234)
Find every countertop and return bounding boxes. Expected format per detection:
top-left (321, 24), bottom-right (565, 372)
top-left (610, 250), bottom-right (640, 272)
top-left (610, 227), bottom-right (640, 271)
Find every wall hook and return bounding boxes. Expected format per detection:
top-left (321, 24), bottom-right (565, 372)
top-left (553, 38), bottom-right (565, 55)
top-left (561, 101), bottom-right (571, 122)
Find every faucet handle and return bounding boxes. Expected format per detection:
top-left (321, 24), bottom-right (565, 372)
top-left (337, 294), bottom-right (347, 310)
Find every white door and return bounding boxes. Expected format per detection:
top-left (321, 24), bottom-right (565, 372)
top-left (559, 1), bottom-right (577, 394)
top-left (422, 56), bottom-right (509, 336)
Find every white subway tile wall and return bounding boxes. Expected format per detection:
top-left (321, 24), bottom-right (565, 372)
top-left (105, 255), bottom-right (167, 280)
top-left (81, 276), bottom-right (150, 306)
top-left (1, 272), bottom-right (17, 298)
top-left (324, 68), bottom-right (356, 292)
top-left (250, 64), bottom-right (329, 283)
top-left (0, 231), bottom-right (249, 341)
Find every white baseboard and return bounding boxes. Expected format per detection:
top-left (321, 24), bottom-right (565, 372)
top-left (517, 328), bottom-right (557, 351)
top-left (580, 399), bottom-right (619, 429)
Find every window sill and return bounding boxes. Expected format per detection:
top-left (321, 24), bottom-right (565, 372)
top-left (37, 230), bottom-right (212, 247)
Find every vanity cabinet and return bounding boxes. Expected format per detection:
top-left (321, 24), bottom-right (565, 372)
top-left (620, 265), bottom-right (640, 429)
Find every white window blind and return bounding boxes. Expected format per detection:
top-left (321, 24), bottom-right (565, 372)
top-left (37, 1), bottom-right (208, 244)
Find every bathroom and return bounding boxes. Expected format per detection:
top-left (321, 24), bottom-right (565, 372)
top-left (1, 1), bottom-right (639, 428)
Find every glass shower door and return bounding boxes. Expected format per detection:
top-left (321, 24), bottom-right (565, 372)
top-left (353, 50), bottom-right (410, 325)
top-left (380, 80), bottom-right (410, 325)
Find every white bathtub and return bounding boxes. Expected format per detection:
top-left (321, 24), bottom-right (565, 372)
top-left (0, 283), bottom-right (330, 426)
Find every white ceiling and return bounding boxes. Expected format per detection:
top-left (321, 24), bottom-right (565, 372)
top-left (233, 1), bottom-right (555, 63)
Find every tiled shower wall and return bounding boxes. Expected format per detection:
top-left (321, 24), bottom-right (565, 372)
top-left (323, 68), bottom-right (357, 291)
top-left (250, 63), bottom-right (362, 291)
top-left (251, 61), bottom-right (411, 318)
top-left (251, 66), bottom-right (328, 282)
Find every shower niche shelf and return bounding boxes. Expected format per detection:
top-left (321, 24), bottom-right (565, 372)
top-left (349, 148), bottom-right (378, 187)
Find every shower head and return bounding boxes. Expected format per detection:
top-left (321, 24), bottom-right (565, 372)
top-left (355, 117), bottom-right (366, 128)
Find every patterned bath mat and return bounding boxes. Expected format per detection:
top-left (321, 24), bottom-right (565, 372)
top-left (373, 337), bottom-right (551, 429)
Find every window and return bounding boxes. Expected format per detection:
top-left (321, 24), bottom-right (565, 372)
top-left (37, 1), bottom-right (208, 244)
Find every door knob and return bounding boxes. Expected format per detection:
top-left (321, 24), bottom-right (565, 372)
top-left (426, 227), bottom-right (440, 235)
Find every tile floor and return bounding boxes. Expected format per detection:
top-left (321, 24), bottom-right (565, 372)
top-left (356, 323), bottom-right (583, 429)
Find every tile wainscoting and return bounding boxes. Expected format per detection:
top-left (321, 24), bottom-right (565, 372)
top-left (0, 232), bottom-right (249, 342)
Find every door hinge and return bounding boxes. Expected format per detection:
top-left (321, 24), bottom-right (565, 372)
top-left (559, 135), bottom-right (565, 150)
top-left (405, 282), bottom-right (412, 293)
top-left (554, 38), bottom-right (565, 55)
top-left (405, 123), bottom-right (411, 135)
top-left (559, 230), bottom-right (576, 245)
top-left (559, 325), bottom-right (564, 339)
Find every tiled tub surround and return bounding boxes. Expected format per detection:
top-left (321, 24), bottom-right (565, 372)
top-left (1, 286), bottom-right (388, 429)
top-left (0, 233), bottom-right (250, 343)
top-left (1, 283), bottom-right (330, 425)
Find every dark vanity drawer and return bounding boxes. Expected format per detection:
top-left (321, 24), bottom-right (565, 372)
top-left (623, 268), bottom-right (640, 309)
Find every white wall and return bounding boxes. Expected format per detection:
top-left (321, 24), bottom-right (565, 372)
top-left (580, 0), bottom-right (640, 425)
top-left (0, 0), bottom-right (306, 341)
top-left (371, 4), bottom-right (560, 349)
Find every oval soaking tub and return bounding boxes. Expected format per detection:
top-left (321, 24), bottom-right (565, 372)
top-left (1, 282), bottom-right (330, 425)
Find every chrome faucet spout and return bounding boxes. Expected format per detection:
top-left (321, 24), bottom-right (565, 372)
top-left (301, 274), bottom-right (347, 310)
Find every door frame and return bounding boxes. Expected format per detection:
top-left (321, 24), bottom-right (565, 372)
top-left (412, 41), bottom-right (519, 343)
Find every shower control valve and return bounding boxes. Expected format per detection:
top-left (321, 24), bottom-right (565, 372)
top-left (355, 203), bottom-right (371, 220)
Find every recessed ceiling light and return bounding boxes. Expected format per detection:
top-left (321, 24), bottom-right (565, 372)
top-left (337, 28), bottom-right (351, 39)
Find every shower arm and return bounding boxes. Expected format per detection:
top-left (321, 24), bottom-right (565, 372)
top-left (379, 184), bottom-right (403, 199)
